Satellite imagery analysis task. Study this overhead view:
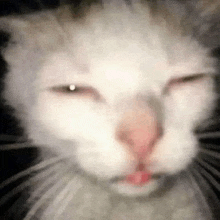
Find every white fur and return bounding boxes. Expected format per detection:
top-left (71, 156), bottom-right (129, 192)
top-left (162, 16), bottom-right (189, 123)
top-left (1, 1), bottom-right (217, 219)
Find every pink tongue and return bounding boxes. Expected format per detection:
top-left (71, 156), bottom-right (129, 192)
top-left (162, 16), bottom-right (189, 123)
top-left (126, 171), bottom-right (151, 186)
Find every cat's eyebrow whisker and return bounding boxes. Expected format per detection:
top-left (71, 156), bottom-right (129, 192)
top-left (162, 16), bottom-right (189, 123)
top-left (197, 131), bottom-right (220, 139)
top-left (0, 156), bottom-right (66, 190)
top-left (23, 176), bottom-right (72, 220)
top-left (0, 161), bottom-right (63, 207)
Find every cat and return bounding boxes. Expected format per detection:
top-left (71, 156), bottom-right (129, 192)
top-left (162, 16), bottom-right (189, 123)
top-left (0, 0), bottom-right (220, 219)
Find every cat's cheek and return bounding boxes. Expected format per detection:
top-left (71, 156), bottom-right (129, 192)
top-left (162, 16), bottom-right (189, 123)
top-left (148, 129), bottom-right (198, 174)
top-left (34, 93), bottom-right (96, 139)
top-left (75, 140), bottom-right (136, 179)
top-left (164, 77), bottom-right (216, 127)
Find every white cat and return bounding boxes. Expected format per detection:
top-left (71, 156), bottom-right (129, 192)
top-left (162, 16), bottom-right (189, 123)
top-left (1, 0), bottom-right (219, 219)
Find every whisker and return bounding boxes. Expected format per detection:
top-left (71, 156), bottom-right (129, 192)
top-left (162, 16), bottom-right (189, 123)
top-left (184, 169), bottom-right (212, 219)
top-left (45, 176), bottom-right (81, 220)
top-left (0, 156), bottom-right (65, 190)
top-left (48, 178), bottom-right (75, 208)
top-left (0, 142), bottom-right (34, 150)
top-left (3, 196), bottom-right (28, 220)
top-left (191, 161), bottom-right (220, 220)
top-left (200, 143), bottom-right (220, 150)
top-left (23, 176), bottom-right (72, 220)
top-left (4, 162), bottom-right (72, 218)
top-left (55, 179), bottom-right (82, 220)
top-left (195, 158), bottom-right (220, 177)
top-left (27, 165), bottom-right (65, 204)
top-left (193, 162), bottom-right (220, 191)
top-left (0, 134), bottom-right (27, 143)
top-left (190, 166), bottom-right (219, 208)
top-left (197, 131), bottom-right (220, 139)
top-left (5, 189), bottom-right (33, 219)
top-left (196, 118), bottom-right (220, 131)
top-left (188, 166), bottom-right (210, 192)
top-left (27, 162), bottom-right (74, 204)
top-left (0, 162), bottom-right (62, 207)
top-left (198, 153), bottom-right (220, 167)
top-left (199, 149), bottom-right (220, 160)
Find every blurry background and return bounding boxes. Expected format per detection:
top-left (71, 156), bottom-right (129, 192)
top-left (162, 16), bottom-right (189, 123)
top-left (0, 1), bottom-right (62, 219)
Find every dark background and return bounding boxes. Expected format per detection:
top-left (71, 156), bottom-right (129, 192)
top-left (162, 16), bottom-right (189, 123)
top-left (0, 1), bottom-right (62, 219)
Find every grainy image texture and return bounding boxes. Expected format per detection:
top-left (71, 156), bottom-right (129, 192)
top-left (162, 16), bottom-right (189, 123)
top-left (0, 1), bottom-right (220, 220)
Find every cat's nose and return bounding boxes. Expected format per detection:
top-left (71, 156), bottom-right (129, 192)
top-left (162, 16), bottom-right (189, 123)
top-left (116, 109), bottom-right (160, 160)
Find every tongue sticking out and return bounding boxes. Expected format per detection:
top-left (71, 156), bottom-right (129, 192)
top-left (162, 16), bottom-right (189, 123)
top-left (125, 162), bottom-right (151, 186)
top-left (126, 171), bottom-right (151, 186)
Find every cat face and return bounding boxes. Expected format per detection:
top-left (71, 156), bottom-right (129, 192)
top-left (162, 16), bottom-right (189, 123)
top-left (3, 2), bottom-right (217, 196)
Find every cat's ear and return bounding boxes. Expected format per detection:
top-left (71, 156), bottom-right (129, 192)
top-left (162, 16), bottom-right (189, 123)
top-left (196, 0), bottom-right (220, 17)
top-left (0, 16), bottom-right (32, 46)
top-left (189, 0), bottom-right (220, 49)
top-left (158, 0), bottom-right (220, 49)
top-left (0, 11), bottom-right (67, 53)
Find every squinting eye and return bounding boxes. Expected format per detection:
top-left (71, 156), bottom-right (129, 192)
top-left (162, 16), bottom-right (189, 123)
top-left (51, 85), bottom-right (82, 93)
top-left (50, 84), bottom-right (102, 101)
top-left (168, 73), bottom-right (206, 85)
top-left (163, 73), bottom-right (207, 94)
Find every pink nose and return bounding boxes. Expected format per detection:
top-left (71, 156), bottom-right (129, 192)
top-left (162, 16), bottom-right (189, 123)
top-left (117, 110), bottom-right (159, 160)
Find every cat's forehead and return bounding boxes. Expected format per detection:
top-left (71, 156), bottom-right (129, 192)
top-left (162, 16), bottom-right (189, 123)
top-left (39, 42), bottom-right (214, 101)
top-left (38, 2), bottom-right (215, 94)
top-left (40, 39), bottom-right (214, 86)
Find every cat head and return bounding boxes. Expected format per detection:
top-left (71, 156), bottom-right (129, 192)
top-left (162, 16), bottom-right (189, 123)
top-left (1, 0), bottom-right (218, 196)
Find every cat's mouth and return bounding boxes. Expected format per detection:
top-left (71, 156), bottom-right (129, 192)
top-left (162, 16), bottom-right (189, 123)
top-left (110, 162), bottom-right (165, 187)
top-left (110, 172), bottom-right (164, 185)
top-left (108, 172), bottom-right (166, 196)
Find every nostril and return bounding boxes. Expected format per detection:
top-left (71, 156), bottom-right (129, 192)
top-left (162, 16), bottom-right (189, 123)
top-left (137, 162), bottom-right (145, 171)
top-left (158, 125), bottom-right (163, 137)
top-left (117, 130), bottom-right (134, 147)
top-left (116, 130), bottom-right (126, 143)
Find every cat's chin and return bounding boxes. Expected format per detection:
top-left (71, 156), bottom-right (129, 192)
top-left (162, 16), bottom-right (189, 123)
top-left (109, 176), bottom-right (164, 197)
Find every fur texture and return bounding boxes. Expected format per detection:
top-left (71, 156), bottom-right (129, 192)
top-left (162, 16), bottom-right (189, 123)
top-left (1, 0), bottom-right (219, 219)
